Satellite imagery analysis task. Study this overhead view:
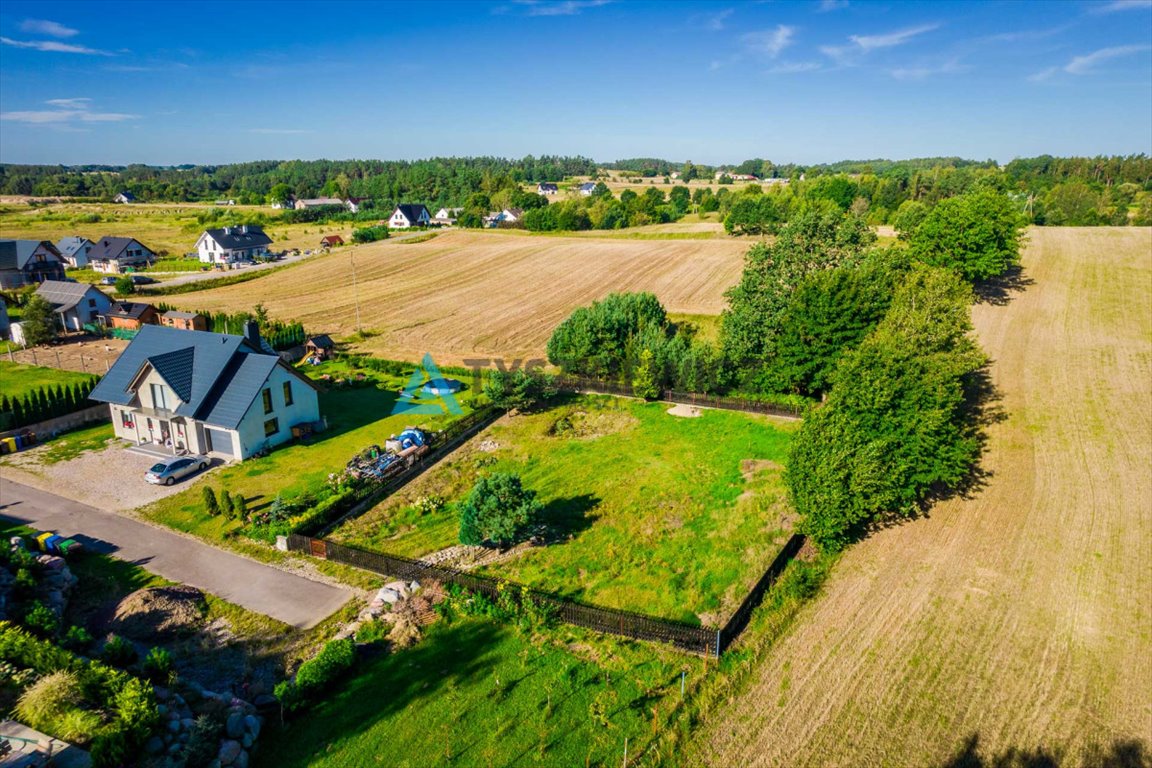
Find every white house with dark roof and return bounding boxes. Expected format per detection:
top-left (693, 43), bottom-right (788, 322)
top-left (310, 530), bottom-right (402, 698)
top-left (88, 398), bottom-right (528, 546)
top-left (35, 280), bottom-right (112, 331)
top-left (89, 237), bottom-right (156, 274)
top-left (88, 324), bottom-right (320, 460)
top-left (56, 236), bottom-right (95, 268)
top-left (195, 225), bottom-right (273, 265)
top-left (537, 182), bottom-right (559, 195)
top-left (578, 182), bottom-right (597, 196)
top-left (388, 204), bottom-right (431, 229)
top-left (114, 192), bottom-right (137, 204)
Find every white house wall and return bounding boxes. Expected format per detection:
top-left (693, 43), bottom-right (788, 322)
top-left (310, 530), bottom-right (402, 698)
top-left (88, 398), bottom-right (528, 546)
top-left (233, 365), bottom-right (320, 459)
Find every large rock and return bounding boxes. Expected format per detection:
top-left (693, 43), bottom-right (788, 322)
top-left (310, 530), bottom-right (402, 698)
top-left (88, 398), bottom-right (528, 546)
top-left (225, 712), bottom-right (246, 739)
top-left (218, 740), bottom-right (243, 766)
top-left (108, 585), bottom-right (208, 640)
top-left (244, 715), bottom-right (261, 739)
top-left (376, 587), bottom-right (402, 604)
top-left (383, 581), bottom-right (411, 599)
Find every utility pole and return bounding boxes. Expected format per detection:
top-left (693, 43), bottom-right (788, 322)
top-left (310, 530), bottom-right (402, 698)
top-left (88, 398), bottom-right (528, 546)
top-left (350, 249), bottom-right (363, 334)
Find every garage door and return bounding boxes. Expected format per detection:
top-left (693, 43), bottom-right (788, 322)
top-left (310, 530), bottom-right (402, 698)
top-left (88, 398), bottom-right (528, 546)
top-left (205, 428), bottom-right (233, 457)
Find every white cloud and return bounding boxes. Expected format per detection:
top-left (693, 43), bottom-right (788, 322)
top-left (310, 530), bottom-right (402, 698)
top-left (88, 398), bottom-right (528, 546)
top-left (818, 0), bottom-right (849, 11)
top-left (510, 0), bottom-right (611, 16)
top-left (1064, 44), bottom-right (1150, 73)
top-left (705, 8), bottom-right (734, 31)
top-left (1093, 0), bottom-right (1152, 13)
top-left (890, 59), bottom-right (966, 80)
top-left (0, 99), bottom-right (137, 125)
top-left (0, 36), bottom-right (112, 55)
top-left (743, 25), bottom-right (796, 58)
top-left (19, 19), bottom-right (78, 38)
top-left (770, 61), bottom-right (822, 74)
top-left (849, 24), bottom-right (939, 52)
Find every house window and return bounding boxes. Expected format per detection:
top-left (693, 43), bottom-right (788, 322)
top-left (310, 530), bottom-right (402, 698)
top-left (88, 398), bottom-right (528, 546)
top-left (264, 418), bottom-right (279, 437)
top-left (262, 388), bottom-right (273, 414)
top-left (88, 299), bottom-right (96, 308)
top-left (283, 381), bottom-right (293, 406)
top-left (121, 411), bottom-right (134, 428)
top-left (151, 383), bottom-right (168, 411)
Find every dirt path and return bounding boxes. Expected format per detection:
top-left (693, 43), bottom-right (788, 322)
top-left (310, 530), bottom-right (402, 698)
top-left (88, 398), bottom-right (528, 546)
top-left (692, 227), bottom-right (1152, 765)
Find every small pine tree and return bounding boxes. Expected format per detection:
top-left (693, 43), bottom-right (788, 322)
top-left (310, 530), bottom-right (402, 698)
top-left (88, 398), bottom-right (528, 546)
top-left (11, 397), bottom-right (25, 429)
top-left (631, 349), bottom-right (660, 400)
top-left (233, 495), bottom-right (248, 521)
top-left (202, 486), bottom-right (219, 517)
top-left (219, 489), bottom-right (234, 519)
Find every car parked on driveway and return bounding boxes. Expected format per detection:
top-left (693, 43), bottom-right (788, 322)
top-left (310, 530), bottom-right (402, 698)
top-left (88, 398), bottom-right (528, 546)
top-left (100, 276), bottom-right (118, 285)
top-left (131, 275), bottom-right (157, 285)
top-left (144, 455), bottom-right (210, 486)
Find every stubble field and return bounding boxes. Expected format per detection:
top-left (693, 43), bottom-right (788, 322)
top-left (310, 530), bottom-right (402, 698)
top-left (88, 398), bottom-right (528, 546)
top-left (690, 227), bottom-right (1152, 766)
top-left (165, 229), bottom-right (751, 365)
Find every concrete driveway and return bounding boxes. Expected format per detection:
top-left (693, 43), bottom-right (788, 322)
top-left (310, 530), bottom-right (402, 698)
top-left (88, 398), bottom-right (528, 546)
top-left (0, 478), bottom-right (353, 629)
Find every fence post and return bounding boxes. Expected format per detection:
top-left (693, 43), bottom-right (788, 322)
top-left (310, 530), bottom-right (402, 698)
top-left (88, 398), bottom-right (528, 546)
top-left (715, 629), bottom-right (722, 659)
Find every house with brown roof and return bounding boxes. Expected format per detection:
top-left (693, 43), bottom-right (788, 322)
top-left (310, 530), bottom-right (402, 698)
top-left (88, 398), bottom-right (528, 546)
top-left (320, 235), bottom-right (344, 248)
top-left (161, 310), bottom-right (208, 331)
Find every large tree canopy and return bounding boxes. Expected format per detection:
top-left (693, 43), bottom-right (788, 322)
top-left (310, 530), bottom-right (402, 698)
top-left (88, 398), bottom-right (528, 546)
top-left (907, 189), bottom-right (1024, 282)
top-left (546, 292), bottom-right (667, 378)
top-left (458, 473), bottom-right (542, 547)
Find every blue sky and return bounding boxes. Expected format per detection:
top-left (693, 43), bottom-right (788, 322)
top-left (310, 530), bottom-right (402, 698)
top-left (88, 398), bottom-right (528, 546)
top-left (0, 0), bottom-right (1150, 165)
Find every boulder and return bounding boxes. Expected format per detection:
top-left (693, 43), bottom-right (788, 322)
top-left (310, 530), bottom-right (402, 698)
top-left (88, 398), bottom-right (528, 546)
top-left (226, 712), bottom-right (246, 739)
top-left (144, 736), bottom-right (165, 755)
top-left (244, 715), bottom-right (261, 739)
top-left (409, 580), bottom-right (421, 592)
top-left (383, 581), bottom-right (411, 599)
top-left (252, 693), bottom-right (278, 710)
top-left (235, 750), bottom-right (250, 768)
top-left (218, 739), bottom-right (243, 766)
top-left (376, 588), bottom-right (401, 604)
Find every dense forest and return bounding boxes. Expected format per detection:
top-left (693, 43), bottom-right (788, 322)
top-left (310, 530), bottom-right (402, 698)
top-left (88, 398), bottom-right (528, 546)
top-left (1, 154), bottom-right (1149, 227)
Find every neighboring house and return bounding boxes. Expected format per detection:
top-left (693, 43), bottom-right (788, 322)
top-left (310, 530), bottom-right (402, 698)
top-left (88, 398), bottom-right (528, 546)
top-left (104, 301), bottom-right (160, 330)
top-left (161, 310), bottom-right (208, 331)
top-left (537, 182), bottom-right (559, 195)
top-left (388, 204), bottom-right (431, 229)
top-left (270, 197), bottom-right (296, 210)
top-left (499, 208), bottom-right (524, 224)
top-left (35, 280), bottom-right (112, 332)
top-left (345, 197), bottom-right (369, 214)
top-left (56, 236), bottom-right (95, 268)
top-left (320, 235), bottom-right (344, 248)
top-left (114, 192), bottom-right (137, 204)
top-left (432, 207), bottom-right (463, 225)
top-left (195, 225), bottom-right (273, 265)
top-left (304, 334), bottom-right (334, 360)
top-left (214, 199), bottom-right (236, 206)
top-left (714, 172), bottom-right (758, 182)
top-left (0, 298), bottom-right (9, 339)
top-left (578, 182), bottom-right (597, 196)
top-left (0, 240), bottom-right (67, 289)
top-left (88, 324), bottom-right (322, 461)
top-left (294, 197), bottom-right (344, 210)
top-left (89, 237), bottom-right (156, 274)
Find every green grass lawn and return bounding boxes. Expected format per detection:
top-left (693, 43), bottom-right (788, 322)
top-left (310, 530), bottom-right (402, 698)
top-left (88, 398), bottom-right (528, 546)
top-left (137, 362), bottom-right (476, 586)
top-left (255, 616), bottom-right (700, 768)
top-left (0, 360), bottom-right (98, 400)
top-left (333, 395), bottom-right (795, 625)
top-left (32, 422), bottom-right (115, 464)
top-left (147, 257), bottom-right (207, 272)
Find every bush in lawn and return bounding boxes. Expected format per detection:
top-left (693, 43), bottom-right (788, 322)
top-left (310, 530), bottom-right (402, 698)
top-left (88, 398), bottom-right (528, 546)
top-left (202, 486), bottom-right (219, 517)
top-left (61, 625), bottom-right (93, 653)
top-left (114, 276), bottom-right (136, 296)
top-left (101, 634), bottom-right (137, 668)
top-left (219, 489), bottom-right (234, 519)
top-left (458, 473), bottom-right (542, 547)
top-left (142, 647), bottom-right (174, 685)
top-left (354, 619), bottom-right (388, 645)
top-left (233, 494), bottom-right (248, 521)
top-left (276, 637), bottom-right (357, 713)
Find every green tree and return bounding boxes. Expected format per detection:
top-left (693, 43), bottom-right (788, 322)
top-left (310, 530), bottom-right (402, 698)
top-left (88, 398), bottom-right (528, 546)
top-left (786, 265), bottom-right (986, 550)
top-left (233, 495), bottom-right (248, 521)
top-left (202, 486), bottom-right (219, 517)
top-left (483, 368), bottom-right (558, 411)
top-left (908, 189), bottom-right (1024, 282)
top-left (631, 348), bottom-right (659, 400)
top-left (267, 183), bottom-right (293, 206)
top-left (458, 473), bottom-right (542, 547)
top-left (891, 199), bottom-right (928, 239)
top-left (114, 276), bottom-right (136, 296)
top-left (19, 295), bottom-right (57, 347)
top-left (547, 292), bottom-right (668, 378)
top-left (219, 489), bottom-right (234, 519)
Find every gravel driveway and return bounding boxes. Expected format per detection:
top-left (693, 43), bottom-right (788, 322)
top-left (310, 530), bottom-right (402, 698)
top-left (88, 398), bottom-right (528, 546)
top-left (0, 439), bottom-right (214, 512)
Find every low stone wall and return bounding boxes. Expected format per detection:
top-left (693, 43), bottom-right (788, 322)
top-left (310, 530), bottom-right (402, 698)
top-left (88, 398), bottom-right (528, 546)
top-left (0, 405), bottom-right (109, 441)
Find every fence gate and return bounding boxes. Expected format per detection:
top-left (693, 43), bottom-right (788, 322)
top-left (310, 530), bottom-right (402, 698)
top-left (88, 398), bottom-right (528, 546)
top-left (308, 538), bottom-right (328, 559)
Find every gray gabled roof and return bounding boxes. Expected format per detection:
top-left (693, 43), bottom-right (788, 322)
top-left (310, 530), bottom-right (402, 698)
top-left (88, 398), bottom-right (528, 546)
top-left (0, 240), bottom-right (63, 269)
top-left (57, 237), bottom-right (93, 258)
top-left (35, 280), bottom-right (106, 313)
top-left (90, 237), bottom-right (150, 263)
top-left (89, 324), bottom-right (314, 430)
top-left (162, 310), bottom-right (202, 320)
top-left (106, 301), bottom-right (156, 320)
top-left (203, 225), bottom-right (272, 250)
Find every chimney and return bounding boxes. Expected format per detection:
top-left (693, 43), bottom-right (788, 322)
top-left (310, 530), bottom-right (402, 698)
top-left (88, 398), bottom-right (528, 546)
top-left (243, 320), bottom-right (261, 349)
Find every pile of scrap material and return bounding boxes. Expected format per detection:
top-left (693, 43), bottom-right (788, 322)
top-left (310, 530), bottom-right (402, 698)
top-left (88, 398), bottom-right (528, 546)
top-left (344, 429), bottom-right (429, 483)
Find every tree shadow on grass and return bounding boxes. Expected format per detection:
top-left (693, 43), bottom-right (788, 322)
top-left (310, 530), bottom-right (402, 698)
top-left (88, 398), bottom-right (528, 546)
top-left (974, 266), bottom-right (1034, 307)
top-left (255, 619), bottom-right (506, 768)
top-left (939, 733), bottom-right (1149, 768)
top-left (536, 493), bottom-right (600, 545)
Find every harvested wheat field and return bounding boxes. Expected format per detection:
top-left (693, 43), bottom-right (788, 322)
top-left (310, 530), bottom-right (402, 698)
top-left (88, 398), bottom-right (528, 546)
top-left (692, 227), bottom-right (1152, 767)
top-left (166, 229), bottom-right (749, 365)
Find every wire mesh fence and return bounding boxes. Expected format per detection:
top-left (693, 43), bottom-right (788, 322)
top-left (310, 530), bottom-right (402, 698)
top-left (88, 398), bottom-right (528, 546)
top-left (557, 376), bottom-right (804, 419)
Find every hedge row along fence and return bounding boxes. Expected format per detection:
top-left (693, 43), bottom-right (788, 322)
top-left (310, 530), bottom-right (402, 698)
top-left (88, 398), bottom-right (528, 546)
top-left (0, 378), bottom-right (98, 431)
top-left (286, 531), bottom-right (805, 657)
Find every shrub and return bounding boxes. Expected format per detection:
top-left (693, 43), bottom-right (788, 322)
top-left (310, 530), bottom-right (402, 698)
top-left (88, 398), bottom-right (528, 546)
top-left (351, 225), bottom-right (389, 243)
top-left (294, 638), bottom-right (356, 695)
top-left (142, 647), bottom-right (174, 684)
top-left (14, 670), bottom-right (100, 743)
top-left (354, 619), bottom-right (388, 645)
top-left (483, 368), bottom-right (558, 411)
top-left (458, 473), bottom-right (542, 547)
top-left (101, 635), bottom-right (137, 668)
top-left (180, 715), bottom-right (223, 766)
top-left (233, 495), bottom-right (248, 521)
top-left (61, 625), bottom-right (93, 653)
top-left (202, 486), bottom-right (219, 517)
top-left (22, 601), bottom-right (60, 638)
top-left (114, 276), bottom-right (136, 296)
top-left (219, 489), bottom-right (234, 519)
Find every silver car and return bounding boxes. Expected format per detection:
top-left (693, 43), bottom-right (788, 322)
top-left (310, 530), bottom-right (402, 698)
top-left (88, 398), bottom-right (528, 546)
top-left (145, 455), bottom-right (209, 486)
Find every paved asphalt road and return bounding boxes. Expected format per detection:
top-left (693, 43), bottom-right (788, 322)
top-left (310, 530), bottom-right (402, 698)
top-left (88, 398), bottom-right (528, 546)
top-left (0, 478), bottom-right (353, 629)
